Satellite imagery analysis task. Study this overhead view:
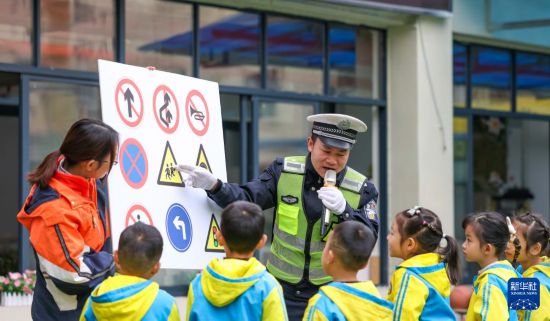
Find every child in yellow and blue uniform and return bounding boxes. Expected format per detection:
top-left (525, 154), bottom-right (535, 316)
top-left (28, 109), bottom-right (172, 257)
top-left (80, 222), bottom-right (180, 321)
top-left (386, 206), bottom-right (460, 321)
top-left (186, 201), bottom-right (287, 321)
top-left (506, 213), bottom-right (550, 321)
top-left (303, 221), bottom-right (393, 321)
top-left (463, 211), bottom-right (521, 321)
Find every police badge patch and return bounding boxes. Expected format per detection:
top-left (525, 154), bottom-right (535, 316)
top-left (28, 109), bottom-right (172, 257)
top-left (281, 195), bottom-right (298, 205)
top-left (365, 200), bottom-right (378, 220)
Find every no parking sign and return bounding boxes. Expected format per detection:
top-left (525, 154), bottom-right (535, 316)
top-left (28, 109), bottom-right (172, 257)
top-left (99, 60), bottom-right (227, 269)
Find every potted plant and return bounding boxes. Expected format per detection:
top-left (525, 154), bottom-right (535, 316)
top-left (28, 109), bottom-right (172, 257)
top-left (0, 270), bottom-right (36, 306)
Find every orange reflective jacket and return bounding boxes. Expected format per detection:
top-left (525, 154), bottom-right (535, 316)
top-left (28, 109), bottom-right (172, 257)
top-left (18, 164), bottom-right (114, 321)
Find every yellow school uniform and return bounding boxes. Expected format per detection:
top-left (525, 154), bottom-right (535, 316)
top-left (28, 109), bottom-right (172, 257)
top-left (303, 281), bottom-right (393, 321)
top-left (518, 256), bottom-right (550, 321)
top-left (465, 260), bottom-right (520, 321)
top-left (386, 253), bottom-right (455, 321)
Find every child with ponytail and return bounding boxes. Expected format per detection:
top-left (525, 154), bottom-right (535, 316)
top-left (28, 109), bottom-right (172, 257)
top-left (462, 212), bottom-right (521, 321)
top-left (506, 212), bottom-right (550, 321)
top-left (386, 206), bottom-right (460, 320)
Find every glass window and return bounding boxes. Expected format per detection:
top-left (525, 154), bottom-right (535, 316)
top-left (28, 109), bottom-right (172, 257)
top-left (256, 100), bottom-right (314, 263)
top-left (267, 16), bottom-right (323, 94)
top-left (516, 52), bottom-right (550, 115)
top-left (473, 116), bottom-right (549, 216)
top-left (199, 7), bottom-right (260, 87)
top-left (0, 72), bottom-right (20, 100)
top-left (329, 26), bottom-right (380, 99)
top-left (453, 117), bottom-right (469, 220)
top-left (126, 0), bottom-right (192, 75)
top-left (258, 101), bottom-right (314, 171)
top-left (453, 44), bottom-right (467, 108)
top-left (40, 0), bottom-right (114, 72)
top-left (453, 116), bottom-right (473, 282)
top-left (0, 0), bottom-right (32, 64)
top-left (471, 46), bottom-right (512, 111)
top-left (0, 116), bottom-right (19, 275)
top-left (220, 93), bottom-right (245, 183)
top-left (333, 104), bottom-right (380, 283)
top-left (29, 81), bottom-right (101, 169)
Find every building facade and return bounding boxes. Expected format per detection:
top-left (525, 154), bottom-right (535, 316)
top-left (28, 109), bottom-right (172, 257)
top-left (0, 0), bottom-right (547, 292)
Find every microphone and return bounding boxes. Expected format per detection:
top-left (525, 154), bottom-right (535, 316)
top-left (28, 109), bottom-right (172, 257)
top-left (321, 170), bottom-right (337, 236)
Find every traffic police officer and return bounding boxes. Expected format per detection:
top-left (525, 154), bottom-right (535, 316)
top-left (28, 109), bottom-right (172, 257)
top-left (178, 113), bottom-right (379, 321)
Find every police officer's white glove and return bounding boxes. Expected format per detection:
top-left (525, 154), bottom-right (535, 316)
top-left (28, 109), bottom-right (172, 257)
top-left (176, 164), bottom-right (219, 190)
top-left (317, 187), bottom-right (346, 215)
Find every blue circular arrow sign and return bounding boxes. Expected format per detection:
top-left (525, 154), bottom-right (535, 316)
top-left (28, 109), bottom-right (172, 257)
top-left (165, 203), bottom-right (193, 252)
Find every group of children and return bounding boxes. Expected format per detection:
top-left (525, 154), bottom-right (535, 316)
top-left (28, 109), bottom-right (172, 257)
top-left (80, 202), bottom-right (550, 321)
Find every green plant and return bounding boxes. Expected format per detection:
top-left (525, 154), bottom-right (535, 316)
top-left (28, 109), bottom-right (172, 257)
top-left (0, 270), bottom-right (36, 294)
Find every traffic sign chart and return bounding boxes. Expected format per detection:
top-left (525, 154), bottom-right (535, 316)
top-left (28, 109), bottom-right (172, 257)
top-left (204, 214), bottom-right (224, 252)
top-left (165, 203), bottom-right (193, 252)
top-left (119, 138), bottom-right (148, 189)
top-left (115, 78), bottom-right (144, 127)
top-left (157, 141), bottom-right (185, 187)
top-left (195, 144), bottom-right (212, 173)
top-left (125, 204), bottom-right (153, 227)
top-left (185, 90), bottom-right (210, 136)
top-left (153, 85), bottom-right (180, 134)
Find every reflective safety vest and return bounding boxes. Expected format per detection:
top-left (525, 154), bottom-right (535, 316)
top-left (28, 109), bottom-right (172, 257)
top-left (266, 156), bottom-right (365, 285)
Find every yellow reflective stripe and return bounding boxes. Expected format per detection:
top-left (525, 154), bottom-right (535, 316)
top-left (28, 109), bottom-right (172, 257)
top-left (267, 255), bottom-right (304, 282)
top-left (273, 222), bottom-right (325, 253)
top-left (271, 237), bottom-right (305, 267)
top-left (309, 268), bottom-right (331, 284)
top-left (340, 177), bottom-right (362, 193)
top-left (283, 159), bottom-right (306, 174)
top-left (273, 224), bottom-right (305, 248)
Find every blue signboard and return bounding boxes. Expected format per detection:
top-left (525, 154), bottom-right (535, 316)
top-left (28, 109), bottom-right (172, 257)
top-left (165, 203), bottom-right (193, 252)
top-left (508, 277), bottom-right (540, 310)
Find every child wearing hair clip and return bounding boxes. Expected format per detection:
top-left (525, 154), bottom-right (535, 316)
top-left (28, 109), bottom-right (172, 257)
top-left (386, 206), bottom-right (460, 320)
top-left (505, 213), bottom-right (550, 321)
top-left (462, 212), bottom-right (521, 321)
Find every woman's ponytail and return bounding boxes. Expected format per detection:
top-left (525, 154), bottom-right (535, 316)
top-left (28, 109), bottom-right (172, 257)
top-left (27, 150), bottom-right (62, 189)
top-left (441, 234), bottom-right (461, 285)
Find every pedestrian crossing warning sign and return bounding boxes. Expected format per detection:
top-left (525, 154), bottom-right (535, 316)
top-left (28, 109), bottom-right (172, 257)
top-left (205, 214), bottom-right (224, 252)
top-left (195, 144), bottom-right (212, 173)
top-left (157, 141), bottom-right (185, 187)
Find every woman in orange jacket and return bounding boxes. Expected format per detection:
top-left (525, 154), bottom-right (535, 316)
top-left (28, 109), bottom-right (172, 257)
top-left (17, 118), bottom-right (118, 321)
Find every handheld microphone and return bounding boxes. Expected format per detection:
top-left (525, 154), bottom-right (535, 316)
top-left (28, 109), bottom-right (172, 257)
top-left (320, 170), bottom-right (337, 236)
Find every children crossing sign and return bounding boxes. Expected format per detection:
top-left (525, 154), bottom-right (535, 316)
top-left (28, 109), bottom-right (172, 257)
top-left (157, 141), bottom-right (185, 187)
top-left (99, 60), bottom-right (227, 269)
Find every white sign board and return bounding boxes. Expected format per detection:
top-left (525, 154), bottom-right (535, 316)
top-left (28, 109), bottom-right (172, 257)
top-left (98, 60), bottom-right (227, 269)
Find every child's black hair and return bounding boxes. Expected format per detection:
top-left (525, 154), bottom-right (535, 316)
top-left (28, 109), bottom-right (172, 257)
top-left (396, 207), bottom-right (460, 285)
top-left (513, 212), bottom-right (550, 256)
top-left (220, 201), bottom-right (265, 253)
top-left (118, 222), bottom-right (163, 275)
top-left (329, 221), bottom-right (376, 271)
top-left (462, 212), bottom-right (509, 260)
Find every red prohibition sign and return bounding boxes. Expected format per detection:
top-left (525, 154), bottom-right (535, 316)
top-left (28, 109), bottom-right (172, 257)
top-left (153, 85), bottom-right (180, 134)
top-left (115, 79), bottom-right (144, 127)
top-left (119, 138), bottom-right (148, 189)
top-left (125, 204), bottom-right (153, 227)
top-left (185, 89), bottom-right (210, 136)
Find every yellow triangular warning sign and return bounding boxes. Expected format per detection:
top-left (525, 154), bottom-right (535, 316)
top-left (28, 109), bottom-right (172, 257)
top-left (195, 144), bottom-right (212, 173)
top-left (205, 214), bottom-right (224, 252)
top-left (157, 141), bottom-right (185, 187)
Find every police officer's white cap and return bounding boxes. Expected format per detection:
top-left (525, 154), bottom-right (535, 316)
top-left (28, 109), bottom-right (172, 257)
top-left (307, 114), bottom-right (367, 150)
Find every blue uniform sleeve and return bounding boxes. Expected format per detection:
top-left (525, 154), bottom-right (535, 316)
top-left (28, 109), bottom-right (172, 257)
top-left (207, 158), bottom-right (283, 210)
top-left (341, 181), bottom-right (380, 240)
